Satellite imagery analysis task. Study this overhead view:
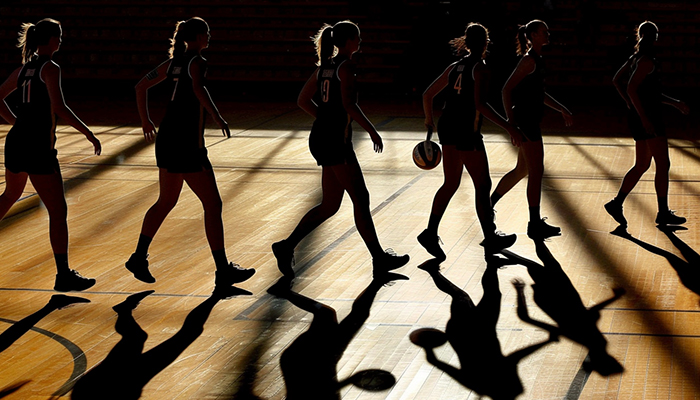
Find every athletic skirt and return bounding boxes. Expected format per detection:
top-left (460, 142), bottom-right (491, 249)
top-left (309, 116), bottom-right (353, 166)
top-left (627, 107), bottom-right (665, 141)
top-left (437, 113), bottom-right (485, 152)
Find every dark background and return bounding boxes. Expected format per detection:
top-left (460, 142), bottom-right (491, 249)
top-left (0, 0), bottom-right (698, 132)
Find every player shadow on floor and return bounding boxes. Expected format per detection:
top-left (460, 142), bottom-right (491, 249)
top-left (0, 294), bottom-right (90, 355)
top-left (266, 272), bottom-right (407, 399)
top-left (0, 380), bottom-right (30, 399)
top-left (70, 286), bottom-right (251, 400)
top-left (410, 256), bottom-right (557, 400)
top-left (500, 241), bottom-right (625, 377)
top-left (611, 224), bottom-right (700, 298)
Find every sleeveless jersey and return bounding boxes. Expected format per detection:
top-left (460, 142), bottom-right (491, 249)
top-left (626, 52), bottom-right (664, 139)
top-left (5, 55), bottom-right (60, 174)
top-left (7, 55), bottom-right (56, 152)
top-left (155, 52), bottom-right (213, 172)
top-left (630, 53), bottom-right (662, 112)
top-left (308, 56), bottom-right (354, 166)
top-left (440, 55), bottom-right (483, 135)
top-left (313, 56), bottom-right (352, 141)
top-left (512, 50), bottom-right (546, 124)
top-left (158, 52), bottom-right (206, 148)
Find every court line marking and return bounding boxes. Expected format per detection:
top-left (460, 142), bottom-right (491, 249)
top-left (0, 317), bottom-right (86, 397)
top-left (235, 173), bottom-right (425, 320)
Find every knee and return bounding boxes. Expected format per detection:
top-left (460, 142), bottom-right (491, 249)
top-left (203, 196), bottom-right (223, 215)
top-left (515, 162), bottom-right (529, 178)
top-left (352, 187), bottom-right (371, 208)
top-left (655, 158), bottom-right (670, 173)
top-left (528, 162), bottom-right (543, 178)
top-left (440, 177), bottom-right (461, 193)
top-left (46, 199), bottom-right (68, 219)
top-left (318, 197), bottom-right (342, 217)
top-left (474, 177), bottom-right (492, 193)
top-left (0, 187), bottom-right (23, 202)
top-left (154, 196), bottom-right (178, 212)
top-left (631, 160), bottom-right (652, 173)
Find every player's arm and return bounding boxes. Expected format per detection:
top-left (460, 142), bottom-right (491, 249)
top-left (339, 61), bottom-right (383, 153)
top-left (135, 59), bottom-right (169, 142)
top-left (297, 69), bottom-right (319, 118)
top-left (661, 93), bottom-right (689, 114)
top-left (0, 67), bottom-right (21, 124)
top-left (502, 56), bottom-right (535, 121)
top-left (544, 92), bottom-right (573, 126)
top-left (626, 56), bottom-right (655, 135)
top-left (612, 59), bottom-right (632, 109)
top-left (424, 348), bottom-right (462, 382)
top-left (422, 63), bottom-right (454, 131)
top-left (190, 58), bottom-right (229, 137)
top-left (507, 337), bottom-right (558, 364)
top-left (43, 62), bottom-right (101, 155)
top-left (473, 63), bottom-right (522, 146)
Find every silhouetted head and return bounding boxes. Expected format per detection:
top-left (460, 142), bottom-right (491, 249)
top-left (516, 19), bottom-right (549, 56)
top-left (635, 21), bottom-right (658, 55)
top-left (169, 17), bottom-right (210, 58)
top-left (313, 20), bottom-right (360, 66)
top-left (17, 18), bottom-right (61, 64)
top-left (450, 22), bottom-right (489, 58)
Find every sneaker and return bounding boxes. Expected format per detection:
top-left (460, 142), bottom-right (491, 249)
top-left (655, 209), bottom-right (686, 225)
top-left (212, 285), bottom-right (252, 300)
top-left (215, 262), bottom-right (256, 286)
top-left (373, 249), bottom-right (410, 276)
top-left (417, 230), bottom-right (446, 260)
top-left (125, 253), bottom-right (155, 284)
top-left (112, 290), bottom-right (155, 314)
top-left (479, 231), bottom-right (517, 253)
top-left (54, 269), bottom-right (96, 292)
top-left (604, 200), bottom-right (627, 226)
top-left (271, 240), bottom-right (295, 277)
top-left (48, 294), bottom-right (91, 310)
top-left (527, 218), bottom-right (561, 240)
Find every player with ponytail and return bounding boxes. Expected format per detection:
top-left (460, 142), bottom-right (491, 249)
top-left (272, 21), bottom-right (409, 279)
top-left (419, 23), bottom-right (522, 259)
top-left (606, 21), bottom-right (689, 227)
top-left (0, 18), bottom-right (101, 291)
top-left (128, 17), bottom-right (255, 287)
top-left (491, 20), bottom-right (573, 240)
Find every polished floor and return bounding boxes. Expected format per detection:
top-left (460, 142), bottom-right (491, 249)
top-left (1, 100), bottom-right (699, 399)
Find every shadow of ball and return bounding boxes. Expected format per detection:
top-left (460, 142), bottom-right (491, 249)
top-left (409, 328), bottom-right (447, 348)
top-left (349, 369), bottom-right (396, 391)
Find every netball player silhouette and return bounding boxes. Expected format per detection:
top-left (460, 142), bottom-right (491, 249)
top-left (606, 21), bottom-right (689, 227)
top-left (272, 21), bottom-right (409, 278)
top-left (0, 19), bottom-right (100, 291)
top-left (491, 20), bottom-right (573, 240)
top-left (127, 17), bottom-right (254, 286)
top-left (419, 23), bottom-right (522, 259)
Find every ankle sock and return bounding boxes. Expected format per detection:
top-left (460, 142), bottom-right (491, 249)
top-left (135, 234), bottom-right (152, 257)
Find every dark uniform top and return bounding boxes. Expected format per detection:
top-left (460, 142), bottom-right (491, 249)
top-left (308, 56), bottom-right (354, 166)
top-left (437, 54), bottom-right (485, 152)
top-left (5, 55), bottom-right (60, 174)
top-left (155, 52), bottom-right (212, 173)
top-left (512, 50), bottom-right (546, 142)
top-left (627, 52), bottom-right (664, 140)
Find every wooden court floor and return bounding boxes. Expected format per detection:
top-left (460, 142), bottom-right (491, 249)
top-left (1, 100), bottom-right (700, 399)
